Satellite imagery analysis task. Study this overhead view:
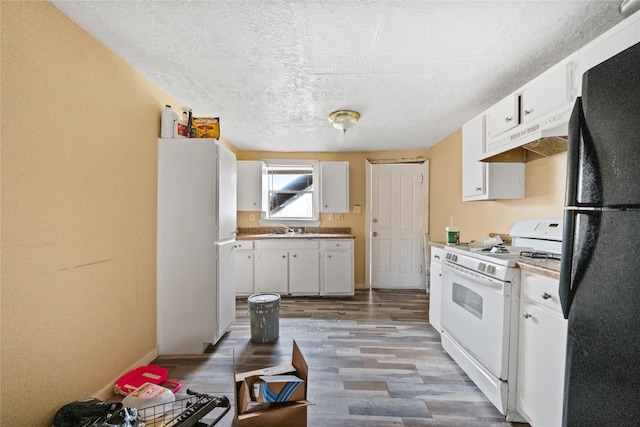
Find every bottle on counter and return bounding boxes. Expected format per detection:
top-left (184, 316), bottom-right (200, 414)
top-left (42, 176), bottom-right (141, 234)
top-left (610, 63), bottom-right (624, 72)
top-left (446, 226), bottom-right (460, 245)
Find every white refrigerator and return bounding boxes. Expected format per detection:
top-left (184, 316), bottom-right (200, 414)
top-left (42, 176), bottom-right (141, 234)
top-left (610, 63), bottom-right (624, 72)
top-left (157, 138), bottom-right (237, 354)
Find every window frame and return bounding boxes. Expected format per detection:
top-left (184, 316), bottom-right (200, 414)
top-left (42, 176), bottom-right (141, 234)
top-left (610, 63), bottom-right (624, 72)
top-left (260, 159), bottom-right (320, 223)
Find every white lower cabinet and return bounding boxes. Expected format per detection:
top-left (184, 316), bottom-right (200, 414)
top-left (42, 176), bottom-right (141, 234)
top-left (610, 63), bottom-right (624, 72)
top-left (249, 238), bottom-right (354, 297)
top-left (321, 239), bottom-right (354, 296)
top-left (235, 241), bottom-right (255, 296)
top-left (428, 246), bottom-right (444, 333)
top-left (516, 270), bottom-right (568, 427)
top-left (289, 250), bottom-right (320, 295)
top-left (254, 240), bottom-right (320, 295)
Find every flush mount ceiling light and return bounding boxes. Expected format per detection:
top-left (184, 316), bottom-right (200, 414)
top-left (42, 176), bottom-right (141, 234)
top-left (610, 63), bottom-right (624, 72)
top-left (328, 110), bottom-right (360, 133)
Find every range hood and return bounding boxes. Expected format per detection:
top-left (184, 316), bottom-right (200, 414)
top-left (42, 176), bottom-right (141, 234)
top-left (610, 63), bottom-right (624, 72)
top-left (480, 108), bottom-right (570, 163)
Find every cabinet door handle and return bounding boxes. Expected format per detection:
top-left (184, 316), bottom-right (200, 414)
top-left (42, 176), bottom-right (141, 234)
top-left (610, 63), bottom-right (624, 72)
top-left (523, 312), bottom-right (532, 319)
top-left (524, 109), bottom-right (533, 115)
top-left (541, 292), bottom-right (551, 300)
top-left (282, 255), bottom-right (286, 258)
top-left (475, 187), bottom-right (482, 191)
top-left (504, 116), bottom-right (513, 123)
top-left (293, 254), bottom-right (297, 258)
top-left (328, 255), bottom-right (332, 258)
top-left (434, 255), bottom-right (440, 260)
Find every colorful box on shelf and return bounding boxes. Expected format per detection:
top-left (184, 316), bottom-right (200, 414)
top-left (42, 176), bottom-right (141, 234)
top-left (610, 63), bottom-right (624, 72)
top-left (193, 117), bottom-right (220, 139)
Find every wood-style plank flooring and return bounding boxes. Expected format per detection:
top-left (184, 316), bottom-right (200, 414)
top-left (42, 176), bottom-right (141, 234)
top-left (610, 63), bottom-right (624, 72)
top-left (151, 289), bottom-right (529, 426)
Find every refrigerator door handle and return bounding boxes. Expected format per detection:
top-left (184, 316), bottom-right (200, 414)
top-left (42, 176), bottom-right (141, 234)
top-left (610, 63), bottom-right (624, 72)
top-left (564, 98), bottom-right (582, 207)
top-left (559, 210), bottom-right (600, 319)
top-left (559, 211), bottom-right (576, 318)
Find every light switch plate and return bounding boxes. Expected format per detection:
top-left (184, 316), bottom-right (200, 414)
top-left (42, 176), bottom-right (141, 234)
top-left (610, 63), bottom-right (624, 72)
top-left (353, 205), bottom-right (362, 214)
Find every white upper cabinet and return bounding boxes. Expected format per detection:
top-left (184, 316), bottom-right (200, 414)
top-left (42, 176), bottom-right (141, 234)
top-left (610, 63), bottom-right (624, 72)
top-left (462, 114), bottom-right (524, 201)
top-left (462, 114), bottom-right (487, 199)
top-left (485, 93), bottom-right (520, 140)
top-left (521, 53), bottom-right (578, 125)
top-left (237, 160), bottom-right (266, 211)
top-left (320, 161), bottom-right (349, 213)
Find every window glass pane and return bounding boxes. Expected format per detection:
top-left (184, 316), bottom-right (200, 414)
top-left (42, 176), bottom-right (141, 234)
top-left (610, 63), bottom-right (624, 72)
top-left (266, 164), bottom-right (315, 219)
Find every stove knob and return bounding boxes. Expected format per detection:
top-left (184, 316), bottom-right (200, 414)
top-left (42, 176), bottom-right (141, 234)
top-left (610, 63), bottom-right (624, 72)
top-left (452, 255), bottom-right (458, 262)
top-left (478, 262), bottom-right (486, 272)
top-left (488, 265), bottom-right (495, 274)
top-left (445, 253), bottom-right (451, 260)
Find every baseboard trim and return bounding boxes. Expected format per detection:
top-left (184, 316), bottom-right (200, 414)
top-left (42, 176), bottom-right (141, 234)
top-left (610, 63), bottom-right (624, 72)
top-left (92, 346), bottom-right (160, 400)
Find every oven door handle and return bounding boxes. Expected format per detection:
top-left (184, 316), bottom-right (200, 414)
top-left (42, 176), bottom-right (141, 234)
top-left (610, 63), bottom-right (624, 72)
top-left (442, 262), bottom-right (505, 289)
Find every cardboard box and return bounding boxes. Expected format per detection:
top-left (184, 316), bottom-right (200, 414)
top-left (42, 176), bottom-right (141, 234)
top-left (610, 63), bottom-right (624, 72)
top-left (193, 117), bottom-right (220, 139)
top-left (234, 340), bottom-right (311, 427)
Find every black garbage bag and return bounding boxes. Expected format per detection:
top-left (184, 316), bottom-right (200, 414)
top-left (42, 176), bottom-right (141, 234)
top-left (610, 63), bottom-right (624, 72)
top-left (52, 398), bottom-right (142, 427)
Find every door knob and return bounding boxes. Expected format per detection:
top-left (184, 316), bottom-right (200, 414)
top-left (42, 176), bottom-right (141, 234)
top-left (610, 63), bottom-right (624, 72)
top-left (373, 218), bottom-right (378, 223)
top-left (372, 231), bottom-right (378, 237)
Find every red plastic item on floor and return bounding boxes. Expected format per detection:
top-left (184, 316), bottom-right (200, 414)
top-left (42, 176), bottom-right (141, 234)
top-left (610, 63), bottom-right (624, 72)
top-left (114, 365), bottom-right (181, 396)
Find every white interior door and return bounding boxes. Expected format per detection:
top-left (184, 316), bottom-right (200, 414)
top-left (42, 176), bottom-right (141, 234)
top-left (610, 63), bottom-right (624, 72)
top-left (369, 163), bottom-right (424, 288)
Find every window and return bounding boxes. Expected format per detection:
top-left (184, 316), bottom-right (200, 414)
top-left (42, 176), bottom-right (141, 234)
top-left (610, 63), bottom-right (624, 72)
top-left (263, 160), bottom-right (319, 221)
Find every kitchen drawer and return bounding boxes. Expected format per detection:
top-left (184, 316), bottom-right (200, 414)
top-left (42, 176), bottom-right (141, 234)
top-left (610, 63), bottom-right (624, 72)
top-left (521, 272), bottom-right (562, 314)
top-left (235, 241), bottom-right (254, 250)
top-left (257, 240), bottom-right (320, 250)
top-left (322, 239), bottom-right (353, 250)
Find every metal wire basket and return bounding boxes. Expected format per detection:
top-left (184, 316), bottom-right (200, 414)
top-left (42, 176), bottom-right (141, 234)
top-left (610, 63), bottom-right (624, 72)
top-left (137, 389), bottom-right (230, 427)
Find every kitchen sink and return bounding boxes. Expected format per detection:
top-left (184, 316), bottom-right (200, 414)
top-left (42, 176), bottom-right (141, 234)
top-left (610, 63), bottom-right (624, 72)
top-left (263, 232), bottom-right (320, 238)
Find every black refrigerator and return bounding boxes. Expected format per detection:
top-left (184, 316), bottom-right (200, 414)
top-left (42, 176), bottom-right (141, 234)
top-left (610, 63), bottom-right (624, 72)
top-left (560, 41), bottom-right (640, 426)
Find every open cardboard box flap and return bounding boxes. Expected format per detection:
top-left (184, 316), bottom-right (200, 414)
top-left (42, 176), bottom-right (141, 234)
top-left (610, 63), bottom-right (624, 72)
top-left (234, 340), bottom-right (312, 427)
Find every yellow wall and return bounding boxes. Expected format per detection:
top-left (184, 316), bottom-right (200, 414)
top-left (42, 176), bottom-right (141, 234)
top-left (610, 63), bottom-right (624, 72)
top-left (428, 130), bottom-right (566, 243)
top-left (1, 3), bottom-right (178, 425)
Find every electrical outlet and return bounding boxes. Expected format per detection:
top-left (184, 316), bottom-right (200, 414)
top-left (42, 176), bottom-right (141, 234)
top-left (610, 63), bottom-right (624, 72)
top-left (249, 214), bottom-right (255, 222)
top-left (328, 213), bottom-right (334, 221)
top-left (337, 213), bottom-right (344, 220)
top-left (353, 204), bottom-right (362, 214)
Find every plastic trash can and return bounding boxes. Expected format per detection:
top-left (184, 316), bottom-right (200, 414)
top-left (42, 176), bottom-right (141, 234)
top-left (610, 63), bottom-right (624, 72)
top-left (248, 293), bottom-right (281, 343)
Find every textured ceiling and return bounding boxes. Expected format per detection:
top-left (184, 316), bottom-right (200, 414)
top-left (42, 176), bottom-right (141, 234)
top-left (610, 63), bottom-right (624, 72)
top-left (52, 1), bottom-right (625, 152)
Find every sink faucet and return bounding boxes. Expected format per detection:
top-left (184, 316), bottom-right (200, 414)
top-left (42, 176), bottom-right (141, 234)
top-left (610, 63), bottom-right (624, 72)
top-left (279, 223), bottom-right (295, 234)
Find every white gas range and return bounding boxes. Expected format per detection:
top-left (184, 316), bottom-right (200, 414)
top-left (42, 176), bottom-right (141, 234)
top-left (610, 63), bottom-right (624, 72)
top-left (440, 218), bottom-right (562, 422)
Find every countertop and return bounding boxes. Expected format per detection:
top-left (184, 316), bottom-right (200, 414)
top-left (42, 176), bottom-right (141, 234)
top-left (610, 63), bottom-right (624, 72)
top-left (237, 233), bottom-right (355, 240)
top-left (429, 241), bottom-right (560, 279)
top-left (237, 226), bottom-right (355, 240)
